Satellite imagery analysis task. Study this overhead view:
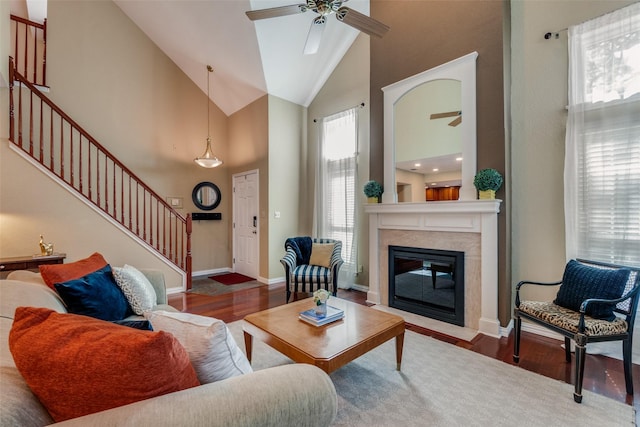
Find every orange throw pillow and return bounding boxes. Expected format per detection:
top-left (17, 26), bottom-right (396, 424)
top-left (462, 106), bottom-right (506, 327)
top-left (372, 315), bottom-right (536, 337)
top-left (9, 307), bottom-right (200, 422)
top-left (39, 252), bottom-right (108, 290)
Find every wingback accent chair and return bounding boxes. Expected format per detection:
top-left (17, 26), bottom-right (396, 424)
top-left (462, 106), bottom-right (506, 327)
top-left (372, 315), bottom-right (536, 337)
top-left (280, 237), bottom-right (344, 303)
top-left (513, 259), bottom-right (640, 403)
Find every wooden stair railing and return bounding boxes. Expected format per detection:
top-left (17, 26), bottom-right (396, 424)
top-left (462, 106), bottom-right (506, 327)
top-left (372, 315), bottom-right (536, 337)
top-left (8, 57), bottom-right (192, 289)
top-left (10, 14), bottom-right (47, 87)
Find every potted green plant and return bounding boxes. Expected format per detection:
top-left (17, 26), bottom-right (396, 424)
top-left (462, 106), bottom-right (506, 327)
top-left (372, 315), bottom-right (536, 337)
top-left (473, 168), bottom-right (503, 199)
top-left (363, 180), bottom-right (383, 203)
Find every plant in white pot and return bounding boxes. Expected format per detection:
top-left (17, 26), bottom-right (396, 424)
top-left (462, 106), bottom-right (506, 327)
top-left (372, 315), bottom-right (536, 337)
top-left (363, 180), bottom-right (383, 203)
top-left (473, 168), bottom-right (503, 199)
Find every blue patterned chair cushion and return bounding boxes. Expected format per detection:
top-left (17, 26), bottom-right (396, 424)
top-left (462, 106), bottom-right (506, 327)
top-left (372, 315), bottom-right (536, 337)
top-left (554, 260), bottom-right (630, 321)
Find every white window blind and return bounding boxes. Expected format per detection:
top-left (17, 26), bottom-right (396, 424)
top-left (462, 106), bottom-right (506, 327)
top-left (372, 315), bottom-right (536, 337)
top-left (565, 2), bottom-right (640, 267)
top-left (315, 108), bottom-right (358, 285)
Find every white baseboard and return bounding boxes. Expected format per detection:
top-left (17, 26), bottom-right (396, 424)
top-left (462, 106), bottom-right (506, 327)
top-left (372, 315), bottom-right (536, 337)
top-left (192, 267), bottom-right (231, 278)
top-left (521, 320), bottom-right (563, 341)
top-left (346, 283), bottom-right (369, 293)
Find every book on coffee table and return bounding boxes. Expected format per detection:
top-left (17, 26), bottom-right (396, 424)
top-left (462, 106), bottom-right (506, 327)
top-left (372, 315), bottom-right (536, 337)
top-left (299, 306), bottom-right (344, 326)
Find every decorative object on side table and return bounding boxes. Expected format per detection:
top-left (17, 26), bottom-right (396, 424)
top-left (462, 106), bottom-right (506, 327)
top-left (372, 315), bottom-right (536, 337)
top-left (363, 180), bottom-right (383, 203)
top-left (38, 234), bottom-right (54, 256)
top-left (473, 168), bottom-right (503, 200)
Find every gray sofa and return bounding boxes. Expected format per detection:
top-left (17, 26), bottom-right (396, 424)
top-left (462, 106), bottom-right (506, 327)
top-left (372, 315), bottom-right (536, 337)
top-left (0, 270), bottom-right (337, 427)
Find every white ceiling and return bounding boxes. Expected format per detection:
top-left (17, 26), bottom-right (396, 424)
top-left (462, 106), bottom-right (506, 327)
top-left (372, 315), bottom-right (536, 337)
top-left (111, 0), bottom-right (371, 116)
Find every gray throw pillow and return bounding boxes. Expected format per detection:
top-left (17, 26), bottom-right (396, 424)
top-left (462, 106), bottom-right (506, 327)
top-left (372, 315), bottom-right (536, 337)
top-left (112, 264), bottom-right (157, 315)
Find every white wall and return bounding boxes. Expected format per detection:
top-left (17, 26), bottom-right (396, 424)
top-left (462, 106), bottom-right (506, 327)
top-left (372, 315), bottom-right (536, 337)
top-left (510, 0), bottom-right (636, 301)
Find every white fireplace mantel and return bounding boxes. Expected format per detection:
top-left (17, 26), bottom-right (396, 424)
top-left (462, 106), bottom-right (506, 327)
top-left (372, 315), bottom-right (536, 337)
top-left (365, 200), bottom-right (502, 337)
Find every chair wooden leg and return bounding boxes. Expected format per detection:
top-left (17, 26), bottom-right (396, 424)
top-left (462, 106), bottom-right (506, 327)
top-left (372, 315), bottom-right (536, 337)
top-left (564, 337), bottom-right (572, 363)
top-left (623, 338), bottom-right (634, 395)
top-left (286, 289), bottom-right (291, 303)
top-left (513, 314), bottom-right (521, 363)
top-left (573, 336), bottom-right (586, 403)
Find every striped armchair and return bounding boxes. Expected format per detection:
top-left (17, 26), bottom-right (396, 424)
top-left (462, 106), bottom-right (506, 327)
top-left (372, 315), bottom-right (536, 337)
top-left (280, 237), bottom-right (344, 303)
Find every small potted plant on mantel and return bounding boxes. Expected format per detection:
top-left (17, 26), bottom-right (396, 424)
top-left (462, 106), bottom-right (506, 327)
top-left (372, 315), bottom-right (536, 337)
top-left (363, 180), bottom-right (383, 203)
top-left (473, 168), bottom-right (503, 199)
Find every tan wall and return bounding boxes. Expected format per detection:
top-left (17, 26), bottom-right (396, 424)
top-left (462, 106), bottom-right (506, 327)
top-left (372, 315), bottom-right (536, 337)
top-left (227, 95), bottom-right (269, 279)
top-left (510, 0), bottom-right (636, 303)
top-left (370, 0), bottom-right (509, 322)
top-left (395, 169), bottom-right (425, 203)
top-left (267, 96), bottom-right (305, 279)
top-left (0, 1), bottom-right (10, 88)
top-left (0, 0), bottom-right (232, 287)
top-left (0, 145), bottom-right (184, 289)
top-left (307, 34), bottom-right (371, 287)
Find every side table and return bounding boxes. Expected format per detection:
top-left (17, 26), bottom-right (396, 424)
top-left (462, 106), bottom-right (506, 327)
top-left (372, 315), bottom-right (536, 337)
top-left (0, 253), bottom-right (66, 279)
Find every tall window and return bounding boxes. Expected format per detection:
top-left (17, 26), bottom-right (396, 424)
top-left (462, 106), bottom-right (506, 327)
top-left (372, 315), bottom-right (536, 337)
top-left (565, 3), bottom-right (640, 267)
top-left (315, 108), bottom-right (358, 285)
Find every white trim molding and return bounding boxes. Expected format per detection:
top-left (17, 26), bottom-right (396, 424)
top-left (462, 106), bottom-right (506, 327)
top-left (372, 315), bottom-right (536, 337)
top-left (365, 200), bottom-right (502, 337)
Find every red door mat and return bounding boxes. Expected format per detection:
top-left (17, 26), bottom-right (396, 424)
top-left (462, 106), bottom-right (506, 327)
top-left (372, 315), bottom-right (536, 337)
top-left (209, 273), bottom-right (255, 285)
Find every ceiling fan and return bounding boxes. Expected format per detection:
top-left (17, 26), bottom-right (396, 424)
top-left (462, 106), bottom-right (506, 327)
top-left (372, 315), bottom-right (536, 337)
top-left (430, 111), bottom-right (462, 127)
top-left (245, 0), bottom-right (390, 55)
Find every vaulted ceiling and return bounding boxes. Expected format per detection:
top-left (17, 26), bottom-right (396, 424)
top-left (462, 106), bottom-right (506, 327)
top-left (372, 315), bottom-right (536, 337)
top-left (113, 0), bottom-right (372, 116)
top-left (15, 0), bottom-right (372, 116)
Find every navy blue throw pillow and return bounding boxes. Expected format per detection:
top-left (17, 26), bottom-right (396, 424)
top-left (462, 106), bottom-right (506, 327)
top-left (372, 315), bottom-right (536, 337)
top-left (285, 237), bottom-right (313, 265)
top-left (111, 319), bottom-right (153, 331)
top-left (54, 265), bottom-right (132, 321)
top-left (554, 260), bottom-right (630, 321)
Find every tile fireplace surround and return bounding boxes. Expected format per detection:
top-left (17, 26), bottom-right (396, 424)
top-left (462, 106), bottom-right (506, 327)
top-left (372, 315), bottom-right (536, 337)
top-left (365, 200), bottom-right (502, 337)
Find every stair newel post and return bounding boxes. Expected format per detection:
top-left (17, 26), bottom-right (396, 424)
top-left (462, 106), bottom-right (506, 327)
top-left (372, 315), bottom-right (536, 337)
top-left (9, 57), bottom-right (14, 142)
top-left (186, 213), bottom-right (193, 290)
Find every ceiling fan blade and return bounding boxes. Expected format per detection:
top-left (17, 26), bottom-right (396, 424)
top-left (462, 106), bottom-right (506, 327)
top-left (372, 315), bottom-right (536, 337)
top-left (335, 7), bottom-right (389, 38)
top-left (448, 116), bottom-right (462, 127)
top-left (246, 4), bottom-right (307, 21)
top-left (430, 111), bottom-right (462, 119)
top-left (303, 16), bottom-right (326, 55)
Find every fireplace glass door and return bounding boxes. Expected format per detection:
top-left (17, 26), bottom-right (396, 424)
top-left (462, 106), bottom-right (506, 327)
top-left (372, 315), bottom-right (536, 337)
top-left (389, 246), bottom-right (464, 326)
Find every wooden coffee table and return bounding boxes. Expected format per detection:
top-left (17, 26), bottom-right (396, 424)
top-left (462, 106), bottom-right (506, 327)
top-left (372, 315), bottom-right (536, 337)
top-left (242, 298), bottom-right (405, 374)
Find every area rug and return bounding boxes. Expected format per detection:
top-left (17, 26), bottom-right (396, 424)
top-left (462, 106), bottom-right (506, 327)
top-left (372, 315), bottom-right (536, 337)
top-left (227, 321), bottom-right (634, 426)
top-left (188, 277), bottom-right (261, 297)
top-left (209, 272), bottom-right (254, 285)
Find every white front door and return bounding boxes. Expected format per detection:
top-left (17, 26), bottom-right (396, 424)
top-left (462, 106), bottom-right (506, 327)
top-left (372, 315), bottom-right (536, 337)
top-left (232, 170), bottom-right (259, 278)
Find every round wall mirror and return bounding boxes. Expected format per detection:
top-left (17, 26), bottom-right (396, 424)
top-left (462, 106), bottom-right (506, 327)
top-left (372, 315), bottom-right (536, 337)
top-left (192, 182), bottom-right (221, 211)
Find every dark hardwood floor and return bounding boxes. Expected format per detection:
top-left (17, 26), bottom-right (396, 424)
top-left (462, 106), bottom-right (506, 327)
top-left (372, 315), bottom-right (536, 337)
top-left (169, 284), bottom-right (639, 422)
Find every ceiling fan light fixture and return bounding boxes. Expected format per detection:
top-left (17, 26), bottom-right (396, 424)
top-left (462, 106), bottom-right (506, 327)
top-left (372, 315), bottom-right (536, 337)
top-left (195, 65), bottom-right (223, 168)
top-left (246, 1), bottom-right (389, 54)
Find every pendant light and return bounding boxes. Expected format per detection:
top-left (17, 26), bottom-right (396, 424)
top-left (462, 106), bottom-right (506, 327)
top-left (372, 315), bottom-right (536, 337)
top-left (194, 65), bottom-right (223, 168)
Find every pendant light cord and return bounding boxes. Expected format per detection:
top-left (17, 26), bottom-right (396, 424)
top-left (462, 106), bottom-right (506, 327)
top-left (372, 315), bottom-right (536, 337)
top-left (207, 65), bottom-right (213, 140)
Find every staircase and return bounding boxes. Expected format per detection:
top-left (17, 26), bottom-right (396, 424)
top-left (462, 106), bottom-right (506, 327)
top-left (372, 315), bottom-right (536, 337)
top-left (8, 15), bottom-right (192, 289)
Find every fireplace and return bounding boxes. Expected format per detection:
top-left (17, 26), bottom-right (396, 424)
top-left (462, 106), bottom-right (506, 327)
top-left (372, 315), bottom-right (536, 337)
top-left (364, 200), bottom-right (502, 337)
top-left (389, 246), bottom-right (465, 326)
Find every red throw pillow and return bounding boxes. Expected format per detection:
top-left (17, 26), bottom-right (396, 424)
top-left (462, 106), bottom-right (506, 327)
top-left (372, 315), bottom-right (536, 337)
top-left (39, 252), bottom-right (108, 290)
top-left (9, 307), bottom-right (200, 422)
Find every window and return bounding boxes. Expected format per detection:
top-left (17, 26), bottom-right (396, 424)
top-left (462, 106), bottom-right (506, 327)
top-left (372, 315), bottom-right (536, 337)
top-left (565, 3), bottom-right (640, 267)
top-left (315, 108), bottom-right (358, 284)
